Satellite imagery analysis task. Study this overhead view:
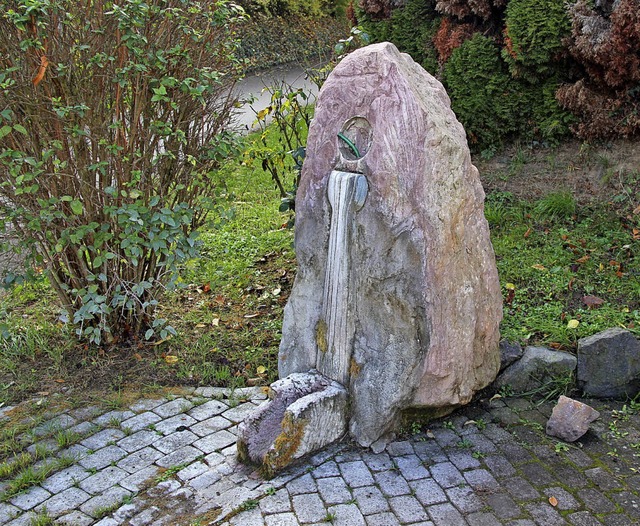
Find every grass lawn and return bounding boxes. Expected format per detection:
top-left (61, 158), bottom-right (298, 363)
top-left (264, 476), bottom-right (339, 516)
top-left (0, 128), bottom-right (638, 409)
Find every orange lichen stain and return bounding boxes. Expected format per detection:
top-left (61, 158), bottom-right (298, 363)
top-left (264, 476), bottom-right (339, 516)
top-left (262, 413), bottom-right (308, 479)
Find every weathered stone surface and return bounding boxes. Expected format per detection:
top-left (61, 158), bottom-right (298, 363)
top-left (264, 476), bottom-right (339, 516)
top-left (546, 396), bottom-right (600, 442)
top-left (278, 42), bottom-right (502, 448)
top-left (494, 346), bottom-right (576, 394)
top-left (500, 341), bottom-right (524, 372)
top-left (577, 328), bottom-right (640, 399)
top-left (237, 371), bottom-right (348, 476)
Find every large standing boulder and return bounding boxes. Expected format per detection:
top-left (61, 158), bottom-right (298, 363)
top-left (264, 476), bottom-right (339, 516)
top-left (278, 42), bottom-right (503, 448)
top-left (577, 328), bottom-right (640, 399)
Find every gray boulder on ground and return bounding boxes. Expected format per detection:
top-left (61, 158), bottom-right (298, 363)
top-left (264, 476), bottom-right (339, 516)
top-left (546, 395), bottom-right (600, 442)
top-left (500, 340), bottom-right (524, 372)
top-left (494, 346), bottom-right (577, 394)
top-left (577, 328), bottom-right (640, 399)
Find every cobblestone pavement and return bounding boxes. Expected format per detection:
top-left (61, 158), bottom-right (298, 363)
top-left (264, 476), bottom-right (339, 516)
top-left (1, 387), bottom-right (639, 526)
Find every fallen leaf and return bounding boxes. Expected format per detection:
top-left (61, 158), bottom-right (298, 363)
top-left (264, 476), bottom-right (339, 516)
top-left (54, 379), bottom-right (65, 383)
top-left (505, 283), bottom-right (516, 290)
top-left (212, 318), bottom-right (220, 326)
top-left (256, 365), bottom-right (267, 375)
top-left (463, 420), bottom-right (477, 426)
top-left (195, 323), bottom-right (206, 328)
top-left (568, 277), bottom-right (575, 291)
top-left (576, 255), bottom-right (590, 264)
top-left (272, 287), bottom-right (281, 296)
top-left (489, 394), bottom-right (502, 402)
top-left (549, 496), bottom-right (558, 507)
top-left (164, 355), bottom-right (179, 364)
top-left (133, 353), bottom-right (143, 361)
top-left (426, 430), bottom-right (435, 439)
top-left (247, 378), bottom-right (262, 387)
top-left (202, 283), bottom-right (211, 293)
top-left (244, 313), bottom-right (259, 319)
top-left (524, 227), bottom-right (531, 238)
top-left (583, 295), bottom-right (605, 308)
top-left (567, 319), bottom-right (580, 329)
top-left (532, 264), bottom-right (546, 271)
top-left (633, 204), bottom-right (640, 215)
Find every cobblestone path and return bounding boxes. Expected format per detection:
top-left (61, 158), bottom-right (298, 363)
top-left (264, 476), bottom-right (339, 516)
top-left (1, 387), bottom-right (639, 525)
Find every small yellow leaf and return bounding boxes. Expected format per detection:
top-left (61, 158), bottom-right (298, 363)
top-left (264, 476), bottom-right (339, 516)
top-left (505, 283), bottom-right (516, 290)
top-left (567, 319), bottom-right (580, 329)
top-left (212, 318), bottom-right (220, 326)
top-left (463, 420), bottom-right (477, 426)
top-left (272, 288), bottom-right (281, 296)
top-left (549, 496), bottom-right (558, 507)
top-left (532, 264), bottom-right (546, 271)
top-left (489, 394), bottom-right (502, 402)
top-left (164, 355), bottom-right (179, 364)
top-left (195, 323), bottom-right (206, 328)
top-left (257, 365), bottom-right (267, 375)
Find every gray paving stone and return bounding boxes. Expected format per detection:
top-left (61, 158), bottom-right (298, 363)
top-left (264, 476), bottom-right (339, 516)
top-left (222, 403), bottom-right (259, 423)
top-left (293, 493), bottom-right (327, 523)
top-left (564, 448), bottom-right (595, 468)
top-left (0, 502), bottom-right (20, 523)
top-left (464, 468), bottom-right (500, 491)
top-left (365, 512), bottom-right (402, 526)
top-left (193, 429), bottom-right (236, 453)
top-left (467, 511), bottom-right (503, 526)
top-left (93, 410), bottom-right (135, 427)
top-left (414, 441), bottom-right (448, 463)
top-left (448, 451), bottom-right (482, 471)
top-left (432, 428), bottom-right (461, 448)
top-left (80, 428), bottom-right (125, 450)
top-left (79, 466), bottom-right (128, 494)
top-left (389, 494), bottom-right (430, 523)
top-left (316, 477), bottom-right (352, 504)
top-left (327, 504), bottom-right (366, 526)
top-left (117, 429), bottom-right (160, 453)
top-left (484, 455), bottom-right (517, 477)
top-left (483, 423), bottom-right (516, 443)
top-left (153, 413), bottom-right (198, 436)
top-left (67, 420), bottom-right (99, 437)
top-left (352, 486), bottom-right (389, 515)
top-left (584, 467), bottom-right (623, 491)
top-left (229, 507), bottom-right (265, 525)
top-left (128, 506), bottom-right (160, 526)
top-left (9, 486), bottom-right (51, 511)
top-left (446, 485), bottom-right (485, 513)
top-left (386, 440), bottom-right (415, 457)
top-left (58, 443), bottom-right (90, 461)
top-left (54, 510), bottom-right (94, 525)
top-left (120, 411), bottom-right (162, 433)
top-left (78, 445), bottom-right (127, 470)
top-left (152, 398), bottom-right (193, 418)
top-left (465, 433), bottom-right (498, 453)
top-left (155, 445), bottom-right (203, 468)
top-left (409, 478), bottom-right (448, 506)
top-left (36, 487), bottom-right (91, 517)
top-left (395, 454), bottom-right (431, 481)
top-left (119, 465), bottom-right (160, 491)
top-left (544, 487), bottom-right (581, 511)
top-left (41, 464), bottom-right (90, 493)
top-left (504, 476), bottom-right (540, 501)
top-left (188, 399), bottom-right (228, 421)
top-left (524, 502), bottom-right (568, 525)
top-left (497, 442), bottom-right (532, 465)
top-left (260, 488), bottom-right (292, 514)
top-left (5, 512), bottom-right (36, 526)
top-left (188, 470), bottom-right (223, 490)
top-left (361, 451), bottom-right (394, 472)
top-left (484, 492), bottom-right (522, 519)
top-left (335, 450), bottom-right (363, 463)
top-left (265, 512), bottom-right (299, 526)
top-left (312, 460), bottom-right (341, 479)
top-left (92, 518), bottom-right (119, 526)
top-left (191, 416), bottom-right (233, 437)
top-left (80, 486), bottom-right (132, 518)
top-left (520, 462), bottom-right (556, 486)
top-left (429, 462), bottom-right (465, 488)
top-left (153, 429), bottom-right (199, 454)
top-left (117, 446), bottom-right (163, 473)
top-left (340, 460), bottom-right (375, 488)
top-left (374, 470), bottom-right (411, 497)
top-left (176, 460), bottom-right (209, 481)
top-left (427, 502), bottom-right (467, 526)
top-left (286, 474), bottom-right (317, 495)
top-left (577, 488), bottom-right (617, 513)
top-left (129, 398), bottom-right (165, 413)
top-left (567, 511), bottom-right (604, 526)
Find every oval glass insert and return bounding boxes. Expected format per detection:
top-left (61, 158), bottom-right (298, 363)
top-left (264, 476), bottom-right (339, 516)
top-left (338, 117), bottom-right (373, 160)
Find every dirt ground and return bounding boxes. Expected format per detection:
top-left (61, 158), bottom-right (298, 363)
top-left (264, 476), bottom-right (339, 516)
top-left (478, 138), bottom-right (640, 207)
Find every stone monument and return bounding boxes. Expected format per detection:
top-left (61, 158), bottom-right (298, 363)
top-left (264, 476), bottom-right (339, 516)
top-left (237, 42), bottom-right (502, 476)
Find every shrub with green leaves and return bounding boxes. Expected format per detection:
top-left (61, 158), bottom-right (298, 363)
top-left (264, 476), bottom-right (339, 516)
top-left (502, 0), bottom-right (571, 80)
top-left (0, 0), bottom-right (246, 344)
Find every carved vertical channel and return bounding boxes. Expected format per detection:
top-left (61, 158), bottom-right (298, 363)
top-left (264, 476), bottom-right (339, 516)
top-left (317, 170), bottom-right (368, 385)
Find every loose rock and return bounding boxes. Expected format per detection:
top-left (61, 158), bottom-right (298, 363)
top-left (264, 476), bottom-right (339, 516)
top-left (546, 395), bottom-right (600, 442)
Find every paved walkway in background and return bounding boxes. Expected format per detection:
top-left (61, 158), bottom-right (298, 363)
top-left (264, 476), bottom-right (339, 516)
top-left (1, 387), bottom-right (639, 526)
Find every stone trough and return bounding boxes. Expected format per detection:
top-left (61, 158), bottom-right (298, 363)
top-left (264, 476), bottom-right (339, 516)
top-left (237, 42), bottom-right (503, 475)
